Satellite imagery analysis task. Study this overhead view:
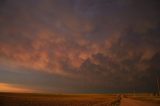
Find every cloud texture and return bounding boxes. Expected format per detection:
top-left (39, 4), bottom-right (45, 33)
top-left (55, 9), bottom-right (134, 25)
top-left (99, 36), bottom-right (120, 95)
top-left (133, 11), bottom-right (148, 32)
top-left (0, 0), bottom-right (160, 93)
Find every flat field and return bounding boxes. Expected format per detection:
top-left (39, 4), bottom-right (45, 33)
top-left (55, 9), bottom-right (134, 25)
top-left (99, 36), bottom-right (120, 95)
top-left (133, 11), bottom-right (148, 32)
top-left (0, 93), bottom-right (119, 106)
top-left (127, 95), bottom-right (160, 104)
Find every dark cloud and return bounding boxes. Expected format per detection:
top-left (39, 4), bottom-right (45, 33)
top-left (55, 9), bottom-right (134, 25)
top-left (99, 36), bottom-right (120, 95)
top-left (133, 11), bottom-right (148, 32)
top-left (0, 0), bottom-right (160, 93)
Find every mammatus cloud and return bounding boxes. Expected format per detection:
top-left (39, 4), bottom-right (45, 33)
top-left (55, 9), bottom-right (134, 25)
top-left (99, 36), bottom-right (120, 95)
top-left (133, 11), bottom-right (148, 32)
top-left (0, 0), bottom-right (160, 92)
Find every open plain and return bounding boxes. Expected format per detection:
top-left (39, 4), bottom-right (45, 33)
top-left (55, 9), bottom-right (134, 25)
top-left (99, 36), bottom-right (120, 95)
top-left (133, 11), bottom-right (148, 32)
top-left (1, 93), bottom-right (160, 106)
top-left (0, 93), bottom-right (120, 106)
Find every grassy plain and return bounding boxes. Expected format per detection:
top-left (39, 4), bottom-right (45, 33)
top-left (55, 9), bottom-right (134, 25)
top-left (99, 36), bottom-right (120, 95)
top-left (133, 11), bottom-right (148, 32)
top-left (127, 95), bottom-right (160, 104)
top-left (1, 92), bottom-right (159, 106)
top-left (0, 92), bottom-right (119, 106)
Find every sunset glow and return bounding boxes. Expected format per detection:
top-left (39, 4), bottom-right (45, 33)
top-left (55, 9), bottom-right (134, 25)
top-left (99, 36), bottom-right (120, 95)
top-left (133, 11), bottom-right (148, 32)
top-left (0, 83), bottom-right (38, 93)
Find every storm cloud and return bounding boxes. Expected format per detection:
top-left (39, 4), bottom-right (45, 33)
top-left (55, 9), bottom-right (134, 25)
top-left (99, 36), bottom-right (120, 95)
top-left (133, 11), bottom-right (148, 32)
top-left (0, 0), bottom-right (160, 93)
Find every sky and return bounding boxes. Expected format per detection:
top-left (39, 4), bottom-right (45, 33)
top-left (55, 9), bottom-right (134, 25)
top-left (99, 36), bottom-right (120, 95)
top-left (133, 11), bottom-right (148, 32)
top-left (0, 0), bottom-right (160, 93)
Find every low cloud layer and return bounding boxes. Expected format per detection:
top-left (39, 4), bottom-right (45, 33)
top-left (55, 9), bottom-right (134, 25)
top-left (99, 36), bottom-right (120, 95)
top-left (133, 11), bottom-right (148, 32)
top-left (0, 0), bottom-right (160, 93)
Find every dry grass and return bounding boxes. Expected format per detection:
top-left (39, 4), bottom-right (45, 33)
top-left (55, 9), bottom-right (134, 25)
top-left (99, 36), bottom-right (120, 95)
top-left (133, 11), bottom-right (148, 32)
top-left (0, 93), bottom-right (119, 106)
top-left (127, 95), bottom-right (160, 104)
top-left (120, 93), bottom-right (160, 104)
